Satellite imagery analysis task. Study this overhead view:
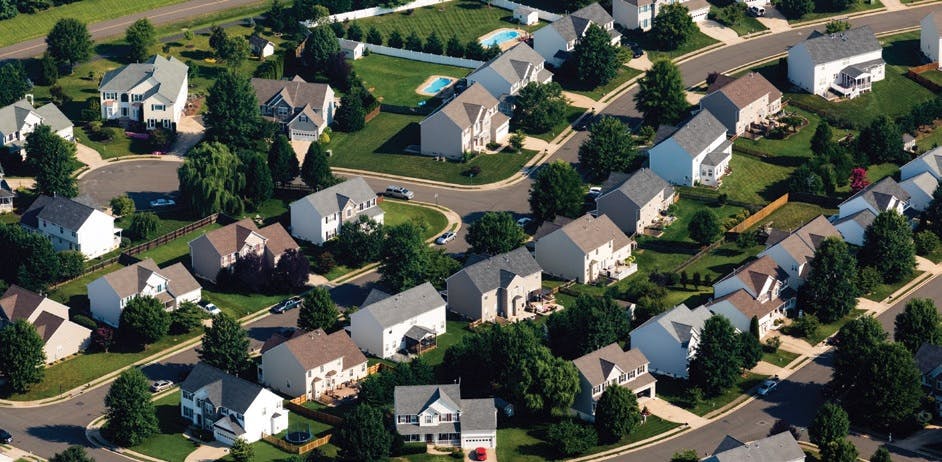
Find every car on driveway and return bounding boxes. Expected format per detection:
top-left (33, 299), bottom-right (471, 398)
top-left (150, 380), bottom-right (174, 393)
top-left (473, 447), bottom-right (487, 461)
top-left (748, 5), bottom-right (765, 16)
top-left (385, 185), bottom-right (414, 200)
top-left (0, 428), bottom-right (11, 443)
top-left (435, 231), bottom-right (456, 245)
top-left (516, 217), bottom-right (533, 228)
top-left (757, 376), bottom-right (780, 395)
top-left (149, 198), bottom-right (176, 208)
top-left (587, 186), bottom-right (602, 201)
top-left (200, 302), bottom-right (221, 316)
top-left (272, 296), bottom-right (302, 313)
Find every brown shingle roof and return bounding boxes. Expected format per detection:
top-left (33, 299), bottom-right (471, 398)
top-left (432, 83), bottom-right (499, 129)
top-left (711, 289), bottom-right (787, 320)
top-left (197, 218), bottom-right (264, 257)
top-left (271, 329), bottom-right (367, 371)
top-left (100, 259), bottom-right (200, 299)
top-left (259, 222), bottom-right (300, 257)
top-left (160, 262), bottom-right (203, 297)
top-left (572, 343), bottom-right (649, 385)
top-left (708, 72), bottom-right (781, 110)
top-left (717, 255), bottom-right (783, 297)
top-left (0, 285), bottom-right (45, 321)
top-left (31, 310), bottom-right (66, 343)
top-left (251, 77), bottom-right (331, 111)
top-left (540, 213), bottom-right (633, 254)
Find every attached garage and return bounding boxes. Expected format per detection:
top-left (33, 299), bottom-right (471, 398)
top-left (686, 0), bottom-right (711, 22)
top-left (462, 434), bottom-right (496, 448)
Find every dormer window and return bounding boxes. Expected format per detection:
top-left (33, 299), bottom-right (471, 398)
top-left (299, 115), bottom-right (308, 122)
top-left (277, 106), bottom-right (288, 116)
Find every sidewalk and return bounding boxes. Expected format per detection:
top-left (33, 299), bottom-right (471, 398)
top-left (1, 445), bottom-right (46, 462)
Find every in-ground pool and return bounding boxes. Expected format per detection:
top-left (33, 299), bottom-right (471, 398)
top-left (480, 29), bottom-right (521, 47)
top-left (422, 76), bottom-right (456, 95)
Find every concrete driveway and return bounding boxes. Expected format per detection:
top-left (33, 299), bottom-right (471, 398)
top-left (169, 115), bottom-right (205, 157)
top-left (77, 159), bottom-right (181, 209)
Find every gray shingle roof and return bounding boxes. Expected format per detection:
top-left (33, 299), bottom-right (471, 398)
top-left (550, 3), bottom-right (614, 41)
top-left (395, 384), bottom-right (462, 416)
top-left (251, 77), bottom-right (331, 114)
top-left (97, 259), bottom-right (200, 299)
top-left (706, 72), bottom-right (782, 110)
top-left (704, 431), bottom-right (804, 462)
top-left (470, 43), bottom-right (547, 89)
top-left (248, 35), bottom-right (273, 53)
top-left (631, 304), bottom-right (713, 345)
top-left (99, 55), bottom-right (188, 103)
top-left (833, 208), bottom-right (876, 228)
top-left (838, 176), bottom-right (910, 212)
top-left (460, 398), bottom-right (497, 431)
top-left (180, 362), bottom-right (267, 414)
top-left (901, 171), bottom-right (939, 198)
top-left (663, 110), bottom-right (727, 157)
top-left (535, 213), bottom-right (632, 254)
top-left (393, 384), bottom-right (496, 434)
top-left (916, 343), bottom-right (942, 376)
top-left (600, 168), bottom-right (673, 209)
top-left (21, 195), bottom-right (96, 230)
top-left (427, 83), bottom-right (498, 130)
top-left (34, 103), bottom-right (73, 133)
top-left (0, 99), bottom-right (71, 136)
top-left (360, 282), bottom-right (445, 329)
top-left (448, 247), bottom-right (541, 294)
top-left (572, 343), bottom-right (649, 385)
top-left (703, 142), bottom-right (733, 166)
top-left (903, 146), bottom-right (942, 178)
top-left (764, 215), bottom-right (840, 264)
top-left (291, 176), bottom-right (377, 217)
top-left (338, 38), bottom-right (363, 52)
top-left (797, 26), bottom-right (882, 65)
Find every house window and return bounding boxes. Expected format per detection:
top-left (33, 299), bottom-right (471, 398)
top-left (183, 391), bottom-right (194, 400)
top-left (425, 414), bottom-right (433, 424)
top-left (183, 407), bottom-right (193, 418)
top-left (131, 94), bottom-right (143, 102)
top-left (278, 107), bottom-right (289, 116)
top-left (104, 92), bottom-right (117, 100)
top-left (151, 104), bottom-right (166, 111)
top-left (300, 115), bottom-right (308, 122)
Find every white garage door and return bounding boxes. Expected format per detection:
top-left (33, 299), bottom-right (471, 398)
top-left (690, 7), bottom-right (709, 22)
top-left (462, 437), bottom-right (495, 448)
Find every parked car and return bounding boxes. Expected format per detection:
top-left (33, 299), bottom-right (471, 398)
top-left (0, 428), bottom-right (11, 444)
top-left (748, 5), bottom-right (765, 16)
top-left (271, 296), bottom-right (302, 313)
top-left (473, 448), bottom-right (487, 461)
top-left (516, 217), bottom-right (533, 228)
top-left (200, 302), bottom-right (221, 316)
top-left (587, 186), bottom-right (603, 201)
top-left (385, 185), bottom-right (414, 200)
top-left (757, 376), bottom-right (780, 396)
top-left (150, 380), bottom-right (174, 393)
top-left (435, 231), bottom-right (456, 245)
top-left (149, 198), bottom-right (176, 208)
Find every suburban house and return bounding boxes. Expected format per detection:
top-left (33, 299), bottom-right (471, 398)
top-left (349, 282), bottom-right (447, 359)
top-left (446, 247), bottom-right (542, 322)
top-left (0, 164), bottom-right (15, 213)
top-left (833, 209), bottom-right (877, 246)
top-left (87, 258), bottom-right (202, 328)
top-left (704, 432), bottom-right (805, 462)
top-left (338, 38), bottom-right (365, 60)
top-left (901, 171), bottom-right (939, 212)
top-left (534, 213), bottom-right (635, 284)
top-left (699, 72), bottom-right (783, 136)
top-left (921, 12), bottom-right (942, 66)
top-left (613, 0), bottom-right (709, 32)
top-left (249, 35), bottom-right (276, 58)
top-left (596, 168), bottom-right (676, 235)
top-left (571, 343), bottom-right (656, 421)
top-left (394, 384), bottom-right (497, 448)
top-left (759, 215), bottom-right (841, 289)
top-left (1, 97), bottom-right (74, 153)
top-left (709, 256), bottom-right (794, 338)
top-left (99, 55), bottom-right (189, 129)
top-left (180, 362), bottom-right (289, 445)
top-left (514, 6), bottom-right (539, 25)
top-left (787, 26), bottom-right (885, 99)
top-left (834, 177), bottom-right (910, 245)
top-left (20, 195), bottom-right (122, 259)
top-left (629, 304), bottom-right (713, 378)
top-left (0, 285), bottom-right (91, 363)
top-left (252, 76), bottom-right (336, 141)
top-left (901, 146), bottom-right (942, 181)
top-left (649, 110), bottom-right (732, 187)
top-left (915, 343), bottom-right (942, 413)
top-left (188, 218), bottom-right (299, 283)
top-left (466, 43), bottom-right (553, 114)
top-left (533, 3), bottom-right (621, 67)
top-left (258, 328), bottom-right (368, 400)
top-left (289, 176), bottom-right (383, 245)
top-left (419, 83), bottom-right (510, 159)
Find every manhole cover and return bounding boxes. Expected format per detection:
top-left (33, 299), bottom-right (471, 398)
top-left (757, 420), bottom-right (767, 426)
top-left (75, 401), bottom-right (84, 406)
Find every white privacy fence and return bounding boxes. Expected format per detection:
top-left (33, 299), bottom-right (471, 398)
top-left (488, 0), bottom-right (562, 21)
top-left (303, 0), bottom-right (562, 26)
top-left (362, 42), bottom-right (485, 68)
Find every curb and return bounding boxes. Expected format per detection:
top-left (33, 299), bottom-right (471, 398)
top-left (786, 5), bottom-right (887, 28)
top-left (565, 424), bottom-right (693, 462)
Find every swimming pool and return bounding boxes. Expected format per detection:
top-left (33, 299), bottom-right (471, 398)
top-left (422, 77), bottom-right (455, 94)
top-left (480, 29), bottom-right (520, 48)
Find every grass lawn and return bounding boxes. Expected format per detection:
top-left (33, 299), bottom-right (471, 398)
top-left (627, 29), bottom-right (720, 62)
top-left (274, 412), bottom-right (333, 438)
top-left (380, 200), bottom-right (449, 239)
top-left (793, 308), bottom-right (867, 345)
top-left (655, 372), bottom-right (768, 416)
top-left (725, 15), bottom-right (769, 36)
top-left (74, 127), bottom-right (154, 160)
top-left (352, 54), bottom-right (471, 107)
top-left (134, 223), bottom-right (224, 266)
top-left (219, 439), bottom-right (339, 462)
top-left (328, 112), bottom-right (537, 184)
top-left (351, 0), bottom-right (545, 46)
top-left (865, 271), bottom-right (926, 302)
top-left (719, 153), bottom-right (794, 205)
top-left (130, 393), bottom-right (198, 462)
top-left (761, 348), bottom-right (800, 367)
top-left (747, 202), bottom-right (836, 231)
top-left (422, 318), bottom-right (472, 367)
top-left (919, 69), bottom-right (942, 87)
top-left (559, 65), bottom-right (643, 101)
top-left (788, 0), bottom-right (883, 24)
top-left (915, 122), bottom-right (942, 152)
top-left (202, 287), bottom-right (293, 319)
top-left (48, 263), bottom-right (122, 311)
top-left (514, 104), bottom-right (584, 142)
top-left (734, 108), bottom-right (853, 159)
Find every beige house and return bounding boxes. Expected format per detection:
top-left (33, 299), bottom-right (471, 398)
top-left (571, 343), bottom-right (656, 421)
top-left (259, 328), bottom-right (368, 400)
top-left (87, 258), bottom-right (202, 328)
top-left (188, 219), bottom-right (299, 283)
top-left (252, 76), bottom-right (336, 141)
top-left (446, 247), bottom-right (542, 322)
top-left (596, 169), bottom-right (675, 235)
top-left (0, 285), bottom-right (91, 363)
top-left (700, 72), bottom-right (782, 136)
top-left (99, 55), bottom-right (188, 130)
top-left (710, 255), bottom-right (794, 338)
top-left (759, 215), bottom-right (841, 289)
top-left (534, 214), bottom-right (636, 284)
top-left (419, 83), bottom-right (510, 159)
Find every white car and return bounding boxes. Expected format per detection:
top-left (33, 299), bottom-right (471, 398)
top-left (516, 217), bottom-right (533, 228)
top-left (587, 186), bottom-right (603, 200)
top-left (149, 198), bottom-right (176, 208)
top-left (385, 185), bottom-right (414, 200)
top-left (435, 231), bottom-right (456, 245)
top-left (757, 377), bottom-right (780, 396)
top-left (200, 302), bottom-right (221, 316)
top-left (150, 380), bottom-right (174, 393)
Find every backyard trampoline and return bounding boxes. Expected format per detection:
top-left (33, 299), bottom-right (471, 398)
top-left (285, 423), bottom-right (312, 444)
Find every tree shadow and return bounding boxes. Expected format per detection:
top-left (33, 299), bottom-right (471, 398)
top-left (180, 49), bottom-right (213, 61)
top-left (140, 361), bottom-right (193, 383)
top-left (27, 425), bottom-right (88, 444)
top-left (375, 122), bottom-right (420, 155)
top-left (329, 280), bottom-right (379, 309)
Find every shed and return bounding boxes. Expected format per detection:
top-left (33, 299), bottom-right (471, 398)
top-left (514, 7), bottom-right (539, 25)
top-left (339, 38), bottom-right (365, 60)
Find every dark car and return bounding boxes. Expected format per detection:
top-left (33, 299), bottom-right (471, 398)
top-left (271, 296), bottom-right (302, 314)
top-left (0, 428), bottom-right (12, 443)
top-left (631, 45), bottom-right (644, 59)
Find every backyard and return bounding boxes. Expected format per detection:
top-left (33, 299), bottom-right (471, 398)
top-left (719, 153), bottom-right (794, 205)
top-left (352, 54), bottom-right (471, 107)
top-left (746, 202), bottom-right (836, 232)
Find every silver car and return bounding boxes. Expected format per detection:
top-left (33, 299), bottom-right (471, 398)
top-left (385, 185), bottom-right (415, 200)
top-left (435, 231), bottom-right (456, 245)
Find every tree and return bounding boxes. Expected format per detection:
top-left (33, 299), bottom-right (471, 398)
top-left (894, 298), bottom-right (942, 353)
top-left (688, 316), bottom-right (740, 396)
top-left (749, 316), bottom-right (760, 339)
top-left (0, 319), bottom-right (46, 393)
top-left (105, 368), bottom-right (158, 446)
top-left (110, 195), bottom-right (135, 216)
top-left (178, 142), bottom-right (246, 216)
top-left (209, 25), bottom-right (227, 51)
top-left (267, 134), bottom-right (299, 184)
top-left (26, 124), bottom-right (79, 197)
top-left (825, 19), bottom-right (852, 33)
top-left (0, 60), bottom-right (31, 106)
top-left (55, 250), bottom-right (84, 281)
top-left (811, 120), bottom-right (834, 154)
top-left (651, 3), bottom-right (696, 50)
top-left (345, 22), bottom-right (363, 41)
top-left (303, 26), bottom-right (340, 68)
top-left (870, 447), bottom-right (892, 462)
top-left (366, 26), bottom-right (383, 45)
top-left (858, 115), bottom-right (904, 164)
top-left (860, 210), bottom-right (916, 283)
top-left (49, 447), bottom-right (94, 462)
top-left (802, 237), bottom-right (858, 323)
top-left (738, 332), bottom-right (762, 369)
top-left (239, 151), bottom-right (274, 207)
top-left (671, 450), bottom-right (700, 462)
top-left (914, 230), bottom-right (940, 256)
top-left (635, 59), bottom-right (687, 127)
top-left (404, 31), bottom-right (423, 51)
top-left (379, 221), bottom-right (430, 292)
top-left (446, 34), bottom-right (464, 57)
top-left (513, 81), bottom-right (568, 134)
top-left (570, 24), bottom-right (620, 86)
top-left (424, 31), bottom-right (444, 55)
top-left (39, 52), bottom-right (59, 85)
top-left (334, 90), bottom-right (366, 132)
top-left (218, 35), bottom-right (250, 67)
top-left (844, 342), bottom-right (922, 428)
top-left (849, 167), bottom-right (869, 193)
top-left (509, 130), bottom-right (526, 152)
top-left (325, 52), bottom-right (353, 91)
top-left (688, 209), bottom-right (721, 246)
top-left (272, 249), bottom-right (311, 290)
top-left (821, 439), bottom-right (859, 462)
top-left (335, 215), bottom-right (384, 266)
top-left (125, 19), bottom-right (155, 63)
top-left (528, 161), bottom-right (583, 222)
top-left (466, 211), bottom-right (527, 255)
top-left (46, 18), bottom-right (92, 70)
top-left (298, 286), bottom-right (339, 332)
top-left (92, 327), bottom-right (115, 352)
top-left (128, 212), bottom-right (159, 240)
top-left (0, 0), bottom-right (15, 20)
top-left (230, 437), bottom-right (254, 462)
top-left (198, 312), bottom-right (251, 375)
top-left (204, 71), bottom-right (261, 147)
top-left (119, 296), bottom-right (170, 346)
top-left (809, 402), bottom-right (850, 446)
top-left (388, 30), bottom-right (404, 48)
top-left (464, 39), bottom-right (487, 60)
top-left (833, 316), bottom-right (887, 393)
top-left (232, 252), bottom-right (265, 292)
top-left (170, 301), bottom-right (204, 335)
top-left (335, 404), bottom-right (392, 461)
top-left (778, 0), bottom-right (813, 19)
top-left (788, 165), bottom-right (825, 195)
top-left (300, 142), bottom-right (336, 190)
top-left (545, 420), bottom-right (597, 457)
top-left (595, 384), bottom-right (641, 443)
top-left (546, 295), bottom-right (630, 359)
top-left (924, 183), bottom-right (942, 236)
top-left (0, 224), bottom-right (60, 292)
top-left (579, 116), bottom-right (639, 181)
top-left (859, 264), bottom-right (883, 293)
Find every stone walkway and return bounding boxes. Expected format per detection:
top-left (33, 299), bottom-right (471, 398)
top-left (640, 396), bottom-right (710, 429)
top-left (698, 19), bottom-right (744, 45)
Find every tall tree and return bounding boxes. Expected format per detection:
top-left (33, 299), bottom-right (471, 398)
top-left (0, 224), bottom-right (61, 292)
top-left (870, 447), bottom-right (892, 462)
top-left (303, 25), bottom-right (341, 68)
top-left (204, 71), bottom-right (261, 148)
top-left (0, 0), bottom-right (16, 20)
top-left (379, 221), bottom-right (430, 292)
top-left (238, 150), bottom-right (274, 207)
top-left (170, 301), bottom-right (204, 335)
top-left (687, 209), bottom-right (721, 246)
top-left (334, 90), bottom-right (366, 132)
top-left (208, 25), bottom-right (227, 51)
top-left (0, 319), bottom-right (46, 393)
top-left (424, 31), bottom-right (444, 54)
top-left (802, 237), bottom-right (858, 323)
top-left (104, 368), bottom-right (159, 446)
top-left (651, 3), bottom-right (697, 50)
top-left (267, 134), bottom-right (299, 184)
top-left (272, 249), bottom-right (310, 291)
top-left (513, 82), bottom-right (568, 134)
top-left (125, 19), bottom-right (155, 63)
top-left (579, 116), bottom-right (639, 181)
top-left (298, 286), bottom-right (339, 332)
top-left (594, 384), bottom-right (641, 444)
top-left (844, 342), bottom-right (923, 429)
top-left (218, 36), bottom-right (250, 67)
top-left (445, 34), bottom-right (463, 57)
top-left (860, 210), bottom-right (916, 283)
top-left (858, 115), bottom-right (904, 164)
top-left (366, 26), bottom-right (383, 45)
top-left (546, 295), bottom-right (631, 359)
top-left (924, 183), bottom-right (942, 237)
top-left (335, 215), bottom-right (384, 266)
top-left (809, 402), bottom-right (850, 446)
top-left (26, 124), bottom-right (79, 197)
top-left (49, 446), bottom-right (95, 462)
top-left (635, 59), bottom-right (687, 127)
top-left (128, 212), bottom-right (160, 240)
top-left (788, 165), bottom-right (825, 195)
top-left (810, 120), bottom-right (833, 155)
top-left (528, 161), bottom-right (583, 222)
top-left (832, 316), bottom-right (887, 393)
top-left (178, 142), bottom-right (246, 216)
top-left (119, 296), bottom-right (170, 346)
top-left (335, 404), bottom-right (392, 461)
top-left (688, 316), bottom-right (740, 396)
top-left (894, 298), bottom-right (942, 353)
top-left (737, 332), bottom-right (762, 369)
top-left (822, 439), bottom-right (859, 462)
top-left (300, 142), bottom-right (336, 190)
top-left (778, 0), bottom-right (813, 18)
top-left (46, 18), bottom-right (92, 71)
top-left (198, 313), bottom-right (251, 375)
top-left (0, 60), bottom-right (31, 106)
top-left (570, 24), bottom-right (620, 86)
top-left (466, 211), bottom-right (527, 255)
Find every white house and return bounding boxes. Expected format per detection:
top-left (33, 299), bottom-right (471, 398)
top-left (419, 83), bottom-right (510, 159)
top-left (189, 218), bottom-right (299, 283)
top-left (338, 38), bottom-right (365, 60)
top-left (249, 35), bottom-right (276, 58)
top-left (837, 176), bottom-right (910, 220)
top-left (0, 285), bottom-right (91, 363)
top-left (446, 247), bottom-right (542, 322)
top-left (649, 110), bottom-right (732, 187)
top-left (0, 164), bottom-right (13, 214)
top-left (833, 209), bottom-right (876, 246)
top-left (922, 12), bottom-right (942, 67)
top-left (759, 215), bottom-right (841, 289)
top-left (709, 256), bottom-right (794, 338)
top-left (394, 384), bottom-right (497, 448)
top-left (596, 168), bottom-right (675, 235)
top-left (901, 146), bottom-right (942, 181)
top-left (704, 432), bottom-right (805, 462)
top-left (514, 6), bottom-right (539, 25)
top-left (289, 176), bottom-right (383, 245)
top-left (87, 258), bottom-right (202, 328)
top-left (533, 3), bottom-right (621, 68)
top-left (20, 195), bottom-right (122, 259)
top-left (349, 282), bottom-right (446, 359)
top-left (0, 97), bottom-right (73, 152)
top-left (180, 362), bottom-right (289, 445)
top-left (628, 304), bottom-right (713, 378)
top-left (700, 72), bottom-right (782, 136)
top-left (787, 26), bottom-right (885, 99)
top-left (99, 55), bottom-right (189, 130)
top-left (571, 343), bottom-right (656, 421)
top-left (466, 43), bottom-right (553, 115)
top-left (259, 328), bottom-right (368, 400)
top-left (534, 213), bottom-right (635, 283)
top-left (613, 0), bottom-right (709, 32)
top-left (901, 171), bottom-right (939, 212)
top-left (252, 76), bottom-right (335, 141)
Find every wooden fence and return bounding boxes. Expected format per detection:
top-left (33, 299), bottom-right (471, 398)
top-left (726, 194), bottom-right (789, 235)
top-left (261, 433), bottom-right (332, 454)
top-left (908, 63), bottom-right (942, 93)
top-left (285, 400), bottom-right (346, 426)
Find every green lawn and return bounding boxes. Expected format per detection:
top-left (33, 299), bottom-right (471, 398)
top-left (328, 112), bottom-right (537, 184)
top-left (761, 348), bottom-right (800, 367)
top-left (134, 223), bottom-right (223, 266)
top-left (628, 29), bottom-right (720, 62)
top-left (514, 104), bottom-right (584, 142)
top-left (130, 393), bottom-right (198, 462)
top-left (865, 271), bottom-right (926, 302)
top-left (655, 372), bottom-right (768, 416)
top-left (380, 200), bottom-right (449, 239)
top-left (352, 54), bottom-right (471, 107)
top-left (351, 0), bottom-right (545, 46)
top-left (74, 127), bottom-right (154, 160)
top-left (202, 287), bottom-right (293, 319)
top-left (734, 107), bottom-right (852, 159)
top-left (787, 0), bottom-right (883, 24)
top-left (791, 308), bottom-right (867, 345)
top-left (719, 153), bottom-right (794, 205)
top-left (726, 15), bottom-right (769, 36)
top-left (747, 202), bottom-right (836, 231)
top-left (559, 65), bottom-right (643, 101)
top-left (421, 318), bottom-right (472, 367)
top-left (915, 123), bottom-right (942, 152)
top-left (48, 263), bottom-right (122, 311)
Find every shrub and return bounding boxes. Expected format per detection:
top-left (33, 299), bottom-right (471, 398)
top-left (545, 420), bottom-right (597, 457)
top-left (790, 314), bottom-right (820, 339)
top-left (72, 314), bottom-right (98, 330)
top-left (914, 230), bottom-right (940, 256)
top-left (148, 128), bottom-right (175, 152)
top-left (764, 336), bottom-right (782, 353)
top-left (856, 266), bottom-right (882, 295)
top-left (110, 195), bottom-right (135, 216)
top-left (464, 165), bottom-right (482, 177)
top-left (316, 251), bottom-right (336, 274)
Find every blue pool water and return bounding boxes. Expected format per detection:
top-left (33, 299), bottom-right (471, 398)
top-left (422, 77), bottom-right (455, 94)
top-left (480, 29), bottom-right (520, 47)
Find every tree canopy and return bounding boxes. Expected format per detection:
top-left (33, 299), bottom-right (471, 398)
top-left (204, 71), bottom-right (262, 148)
top-left (46, 18), bottom-right (93, 69)
top-left (570, 24), bottom-right (620, 87)
top-left (298, 286), bottom-right (339, 332)
top-left (303, 25), bottom-right (341, 68)
top-left (0, 223), bottom-right (61, 292)
top-left (579, 116), bottom-right (639, 181)
top-left (546, 295), bottom-right (630, 360)
top-left (49, 446), bottom-right (95, 462)
top-left (529, 161), bottom-right (584, 223)
top-left (635, 59), bottom-right (688, 127)
top-left (809, 402), bottom-right (849, 446)
top-left (105, 368), bottom-right (159, 446)
top-left (513, 82), bottom-right (568, 134)
top-left (595, 384), bottom-right (641, 443)
top-left (178, 142), bottom-right (246, 216)
top-left (125, 19), bottom-right (155, 63)
top-left (268, 134), bottom-right (300, 184)
top-left (844, 342), bottom-right (923, 429)
top-left (801, 237), bottom-right (858, 323)
top-left (198, 313), bottom-right (251, 375)
top-left (832, 315), bottom-right (887, 393)
top-left (300, 142), bottom-right (337, 190)
top-left (688, 316), bottom-right (741, 396)
top-left (466, 211), bottom-right (527, 255)
top-left (335, 404), bottom-right (393, 461)
top-left (651, 4), bottom-right (697, 50)
top-left (894, 298), bottom-right (942, 353)
top-left (0, 60), bottom-right (31, 106)
top-left (860, 210), bottom-right (916, 283)
top-left (119, 296), bottom-right (170, 346)
top-left (0, 319), bottom-right (46, 393)
top-left (27, 124), bottom-right (79, 198)
top-left (858, 115), bottom-right (905, 164)
top-left (379, 221), bottom-right (431, 292)
top-left (687, 209), bottom-right (721, 246)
